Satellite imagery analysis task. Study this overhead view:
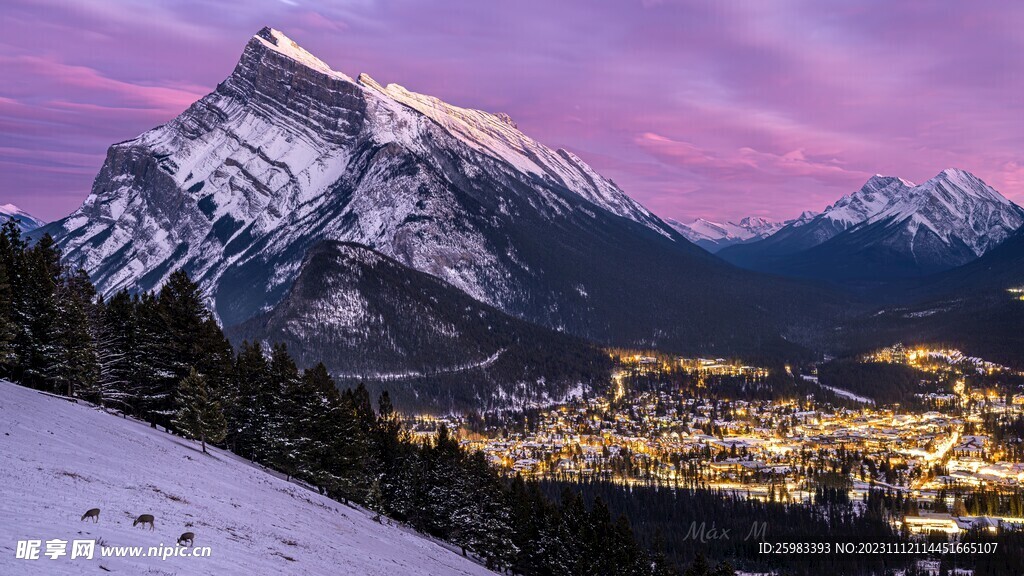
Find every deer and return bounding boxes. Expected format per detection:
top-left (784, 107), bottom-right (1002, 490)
top-left (177, 532), bottom-right (195, 547)
top-left (80, 508), bottom-right (100, 523)
top-left (133, 514), bottom-right (155, 530)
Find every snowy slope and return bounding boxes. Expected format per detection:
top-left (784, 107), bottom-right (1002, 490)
top-left (667, 216), bottom-right (787, 252)
top-left (225, 241), bottom-right (609, 410)
top-left (0, 203), bottom-right (45, 234)
top-left (0, 380), bottom-right (495, 576)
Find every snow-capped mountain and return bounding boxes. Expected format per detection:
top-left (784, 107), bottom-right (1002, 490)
top-left (41, 27), bottom-right (838, 356)
top-left (667, 216), bottom-right (788, 252)
top-left (720, 169), bottom-right (1024, 280)
top-left (860, 168), bottom-right (1023, 258)
top-left (41, 27), bottom-right (669, 326)
top-left (0, 380), bottom-right (496, 576)
top-left (720, 175), bottom-right (914, 265)
top-left (0, 204), bottom-right (45, 234)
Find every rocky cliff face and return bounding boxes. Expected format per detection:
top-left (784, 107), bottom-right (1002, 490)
top-left (46, 28), bottom-right (670, 326)
top-left (44, 27), bottom-right (842, 356)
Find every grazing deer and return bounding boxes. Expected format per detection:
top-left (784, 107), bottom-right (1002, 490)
top-left (80, 508), bottom-right (100, 523)
top-left (133, 514), bottom-right (155, 530)
top-left (177, 532), bottom-right (195, 547)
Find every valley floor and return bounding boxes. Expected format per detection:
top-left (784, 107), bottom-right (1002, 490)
top-left (0, 381), bottom-right (494, 575)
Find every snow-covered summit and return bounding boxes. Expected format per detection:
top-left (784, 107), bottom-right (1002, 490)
top-left (0, 204), bottom-right (45, 233)
top-left (253, 27), bottom-right (354, 82)
top-left (355, 73), bottom-right (659, 228)
top-left (860, 168), bottom-right (1024, 257)
top-left (819, 174), bottom-right (915, 228)
top-left (719, 169), bottom-right (1024, 278)
top-left (41, 27), bottom-right (680, 330)
top-left (667, 216), bottom-right (787, 252)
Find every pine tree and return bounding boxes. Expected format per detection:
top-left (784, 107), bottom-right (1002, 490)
top-left (21, 233), bottom-right (62, 391)
top-left (227, 341), bottom-right (271, 460)
top-left (318, 387), bottom-right (373, 503)
top-left (0, 227), bottom-right (17, 371)
top-left (420, 424), bottom-right (463, 537)
top-left (267, 343), bottom-right (300, 475)
top-left (374, 391), bottom-right (410, 516)
top-left (51, 268), bottom-right (99, 397)
top-left (135, 292), bottom-right (175, 427)
top-left (172, 368), bottom-right (227, 454)
top-left (711, 560), bottom-right (735, 576)
top-left (94, 290), bottom-right (141, 412)
top-left (1, 221), bottom-right (29, 382)
top-left (684, 553), bottom-right (711, 576)
top-left (290, 363), bottom-right (340, 484)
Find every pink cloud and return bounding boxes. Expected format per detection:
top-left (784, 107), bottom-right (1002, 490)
top-left (636, 132), bottom-right (866, 183)
top-left (2, 0), bottom-right (1024, 223)
top-left (0, 55), bottom-right (206, 114)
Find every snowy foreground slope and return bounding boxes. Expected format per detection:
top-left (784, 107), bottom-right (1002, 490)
top-left (0, 381), bottom-right (494, 575)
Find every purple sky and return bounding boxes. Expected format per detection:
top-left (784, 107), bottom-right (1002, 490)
top-left (3, 1), bottom-right (1024, 224)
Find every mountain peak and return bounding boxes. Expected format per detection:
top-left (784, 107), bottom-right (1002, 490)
top-left (720, 167), bottom-right (1024, 278)
top-left (921, 168), bottom-right (1010, 205)
top-left (820, 173), bottom-right (914, 228)
top-left (250, 27), bottom-right (353, 82)
top-left (667, 215), bottom-right (787, 252)
top-left (938, 167), bottom-right (970, 178)
top-left (0, 203), bottom-right (45, 233)
top-left (866, 174), bottom-right (915, 188)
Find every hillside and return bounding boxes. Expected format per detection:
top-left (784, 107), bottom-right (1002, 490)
top-left (226, 241), bottom-right (612, 411)
top-left (837, 227), bottom-right (1024, 366)
top-left (0, 380), bottom-right (494, 575)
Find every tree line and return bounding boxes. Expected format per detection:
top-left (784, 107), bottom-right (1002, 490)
top-left (0, 224), bottom-right (690, 575)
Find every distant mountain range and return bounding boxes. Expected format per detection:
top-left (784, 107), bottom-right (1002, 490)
top-left (666, 216), bottom-right (797, 252)
top-left (720, 169), bottom-right (1024, 281)
top-left (39, 28), bottom-right (843, 406)
top-left (0, 204), bottom-right (45, 234)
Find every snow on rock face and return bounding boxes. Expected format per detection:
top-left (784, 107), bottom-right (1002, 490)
top-left (821, 175), bottom-right (915, 229)
top-left (358, 73), bottom-right (662, 232)
top-left (667, 216), bottom-right (787, 252)
top-left (44, 27), bottom-right (671, 327)
top-left (0, 204), bottom-right (45, 234)
top-left (797, 169), bottom-right (1023, 255)
top-left (0, 381), bottom-right (495, 576)
top-left (863, 168), bottom-right (1024, 257)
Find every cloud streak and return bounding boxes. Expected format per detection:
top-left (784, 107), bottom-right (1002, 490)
top-left (2, 0), bottom-right (1023, 223)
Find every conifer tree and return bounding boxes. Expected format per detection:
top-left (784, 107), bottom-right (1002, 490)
top-left (94, 290), bottom-right (141, 411)
top-left (291, 363), bottom-right (340, 484)
top-left (135, 292), bottom-right (175, 427)
top-left (172, 368), bottom-right (227, 454)
top-left (52, 268), bottom-right (99, 397)
top-left (0, 227), bottom-right (16, 371)
top-left (267, 343), bottom-right (300, 475)
top-left (228, 340), bottom-right (271, 460)
top-left (21, 233), bottom-right (62, 391)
